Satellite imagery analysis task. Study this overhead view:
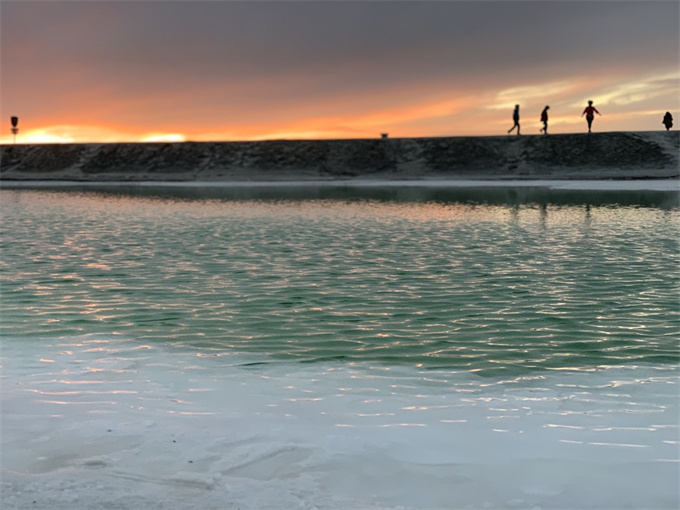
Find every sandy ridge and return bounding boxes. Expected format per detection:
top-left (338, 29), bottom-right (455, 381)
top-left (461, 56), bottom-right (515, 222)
top-left (1, 131), bottom-right (678, 182)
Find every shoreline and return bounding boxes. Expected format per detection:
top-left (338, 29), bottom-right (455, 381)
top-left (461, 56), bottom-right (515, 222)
top-left (2, 131), bottom-right (679, 183)
top-left (3, 179), bottom-right (678, 210)
top-left (1, 178), bottom-right (678, 192)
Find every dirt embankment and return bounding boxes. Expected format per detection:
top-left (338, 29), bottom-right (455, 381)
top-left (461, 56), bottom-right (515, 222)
top-left (1, 132), bottom-right (678, 182)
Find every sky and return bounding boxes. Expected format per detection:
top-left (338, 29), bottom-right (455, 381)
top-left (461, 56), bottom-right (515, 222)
top-left (1, 0), bottom-right (678, 143)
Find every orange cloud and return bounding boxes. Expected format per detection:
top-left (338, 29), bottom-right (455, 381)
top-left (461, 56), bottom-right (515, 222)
top-left (1, 72), bottom-right (677, 145)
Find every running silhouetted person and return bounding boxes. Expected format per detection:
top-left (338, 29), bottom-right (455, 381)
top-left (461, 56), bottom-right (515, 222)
top-left (662, 112), bottom-right (673, 131)
top-left (582, 100), bottom-right (601, 133)
top-left (540, 106), bottom-right (550, 134)
top-left (508, 105), bottom-right (520, 135)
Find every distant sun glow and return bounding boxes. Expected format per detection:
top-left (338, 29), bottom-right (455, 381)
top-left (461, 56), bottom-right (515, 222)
top-left (140, 134), bottom-right (186, 143)
top-left (2, 70), bottom-right (677, 144)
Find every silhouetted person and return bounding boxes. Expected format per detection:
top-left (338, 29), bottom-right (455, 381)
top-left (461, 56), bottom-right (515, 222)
top-left (540, 106), bottom-right (550, 134)
top-left (662, 112), bottom-right (673, 131)
top-left (508, 105), bottom-right (520, 135)
top-left (581, 100), bottom-right (601, 133)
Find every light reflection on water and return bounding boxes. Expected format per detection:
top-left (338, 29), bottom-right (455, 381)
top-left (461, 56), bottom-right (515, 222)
top-left (1, 188), bottom-right (678, 376)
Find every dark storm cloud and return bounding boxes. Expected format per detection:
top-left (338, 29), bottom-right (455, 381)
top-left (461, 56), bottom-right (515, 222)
top-left (4, 1), bottom-right (677, 86)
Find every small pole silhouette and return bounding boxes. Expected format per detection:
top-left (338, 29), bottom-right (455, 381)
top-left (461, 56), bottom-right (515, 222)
top-left (11, 116), bottom-right (19, 144)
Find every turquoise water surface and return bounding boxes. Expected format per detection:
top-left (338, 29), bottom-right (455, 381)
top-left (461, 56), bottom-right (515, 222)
top-left (2, 187), bottom-right (678, 375)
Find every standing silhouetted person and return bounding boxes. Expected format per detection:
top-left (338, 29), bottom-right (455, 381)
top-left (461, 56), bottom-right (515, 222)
top-left (540, 106), bottom-right (550, 134)
top-left (508, 105), bottom-right (520, 135)
top-left (662, 112), bottom-right (673, 131)
top-left (582, 100), bottom-right (601, 133)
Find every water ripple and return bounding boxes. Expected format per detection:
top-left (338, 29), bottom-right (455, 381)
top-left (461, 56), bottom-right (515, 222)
top-left (1, 190), bottom-right (678, 375)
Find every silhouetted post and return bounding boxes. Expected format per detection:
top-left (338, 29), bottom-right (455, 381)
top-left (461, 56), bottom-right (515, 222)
top-left (11, 116), bottom-right (19, 144)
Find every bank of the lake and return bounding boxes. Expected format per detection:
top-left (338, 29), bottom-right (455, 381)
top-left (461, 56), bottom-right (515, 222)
top-left (1, 131), bottom-right (678, 182)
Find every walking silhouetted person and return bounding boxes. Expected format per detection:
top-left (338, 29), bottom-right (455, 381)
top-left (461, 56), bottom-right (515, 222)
top-left (508, 105), bottom-right (520, 135)
top-left (582, 100), bottom-right (601, 133)
top-left (662, 112), bottom-right (673, 131)
top-left (540, 106), bottom-right (550, 134)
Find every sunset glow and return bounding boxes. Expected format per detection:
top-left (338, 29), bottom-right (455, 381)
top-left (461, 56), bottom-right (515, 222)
top-left (1, 1), bottom-right (678, 144)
